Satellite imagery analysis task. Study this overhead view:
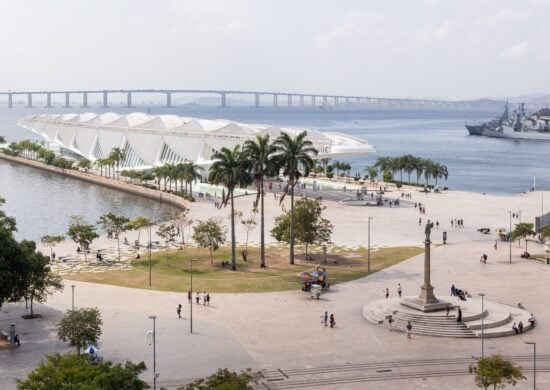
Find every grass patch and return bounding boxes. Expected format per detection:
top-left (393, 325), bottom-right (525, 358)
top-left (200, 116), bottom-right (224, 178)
top-left (64, 245), bottom-right (423, 293)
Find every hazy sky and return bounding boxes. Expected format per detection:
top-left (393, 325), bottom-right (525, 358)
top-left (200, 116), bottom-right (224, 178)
top-left (0, 0), bottom-right (548, 100)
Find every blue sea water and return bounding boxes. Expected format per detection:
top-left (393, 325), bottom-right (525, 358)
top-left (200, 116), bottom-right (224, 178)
top-left (1, 105), bottom-right (549, 240)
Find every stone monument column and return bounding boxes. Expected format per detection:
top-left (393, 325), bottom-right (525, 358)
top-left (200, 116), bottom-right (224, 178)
top-left (419, 238), bottom-right (437, 303)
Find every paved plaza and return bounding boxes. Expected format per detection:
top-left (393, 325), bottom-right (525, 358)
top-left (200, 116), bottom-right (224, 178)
top-left (2, 188), bottom-right (549, 389)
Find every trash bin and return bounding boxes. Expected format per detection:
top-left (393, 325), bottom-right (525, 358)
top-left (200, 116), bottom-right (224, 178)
top-left (443, 231), bottom-right (447, 244)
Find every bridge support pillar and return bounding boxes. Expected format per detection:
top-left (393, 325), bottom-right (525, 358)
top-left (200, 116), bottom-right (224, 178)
top-left (63, 92), bottom-right (71, 108)
top-left (254, 93), bottom-right (260, 107)
top-left (287, 94), bottom-right (292, 107)
top-left (334, 96), bottom-right (338, 107)
top-left (311, 96), bottom-right (316, 106)
top-left (81, 92), bottom-right (89, 108)
top-left (45, 93), bottom-right (52, 108)
top-left (300, 95), bottom-right (305, 107)
top-left (8, 93), bottom-right (13, 108)
top-left (273, 94), bottom-right (278, 107)
top-left (165, 92), bottom-right (172, 108)
top-left (345, 97), bottom-right (350, 106)
top-left (356, 97), bottom-right (361, 106)
top-left (126, 92), bottom-right (133, 108)
top-left (220, 92), bottom-right (226, 107)
top-left (26, 93), bottom-right (33, 108)
top-left (322, 96), bottom-right (328, 106)
top-left (101, 91), bottom-right (109, 108)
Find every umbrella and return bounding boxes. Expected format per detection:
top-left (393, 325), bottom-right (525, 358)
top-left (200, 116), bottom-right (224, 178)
top-left (85, 346), bottom-right (98, 354)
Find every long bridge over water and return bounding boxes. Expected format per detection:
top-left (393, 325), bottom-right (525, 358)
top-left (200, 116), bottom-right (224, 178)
top-left (0, 89), bottom-right (501, 109)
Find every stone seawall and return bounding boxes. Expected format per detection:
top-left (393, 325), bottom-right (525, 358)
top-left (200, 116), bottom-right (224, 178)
top-left (0, 153), bottom-right (189, 211)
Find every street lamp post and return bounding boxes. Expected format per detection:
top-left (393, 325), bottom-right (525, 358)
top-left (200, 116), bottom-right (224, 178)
top-left (148, 315), bottom-right (158, 390)
top-left (71, 285), bottom-right (75, 310)
top-left (524, 341), bottom-right (536, 390)
top-left (478, 293), bottom-right (485, 359)
top-left (368, 216), bottom-right (373, 273)
top-left (323, 244), bottom-right (327, 265)
top-left (508, 211), bottom-right (512, 264)
top-left (189, 258), bottom-right (195, 334)
top-left (148, 225), bottom-right (152, 287)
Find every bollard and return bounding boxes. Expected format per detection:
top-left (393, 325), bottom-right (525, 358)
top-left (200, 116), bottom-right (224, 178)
top-left (443, 231), bottom-right (447, 244)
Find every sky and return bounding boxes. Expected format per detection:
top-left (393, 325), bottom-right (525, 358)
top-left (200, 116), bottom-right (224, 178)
top-left (0, 0), bottom-right (548, 100)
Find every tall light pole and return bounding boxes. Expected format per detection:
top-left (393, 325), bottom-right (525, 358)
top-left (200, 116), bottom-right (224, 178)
top-left (189, 258), bottom-right (195, 334)
top-left (524, 341), bottom-right (536, 390)
top-left (148, 224), bottom-right (153, 287)
top-left (478, 293), bottom-right (485, 359)
top-left (508, 211), bottom-right (512, 264)
top-left (148, 315), bottom-right (158, 390)
top-left (368, 216), bottom-right (373, 273)
top-left (71, 285), bottom-right (75, 310)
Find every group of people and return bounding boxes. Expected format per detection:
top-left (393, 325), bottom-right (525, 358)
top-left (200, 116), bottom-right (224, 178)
top-left (450, 218), bottom-right (464, 228)
top-left (184, 290), bottom-right (211, 307)
top-left (450, 284), bottom-right (469, 301)
top-left (386, 315), bottom-right (413, 338)
top-left (383, 284), bottom-right (403, 299)
top-left (401, 192), bottom-right (413, 199)
top-left (321, 311), bottom-right (336, 328)
top-left (512, 321), bottom-right (524, 334)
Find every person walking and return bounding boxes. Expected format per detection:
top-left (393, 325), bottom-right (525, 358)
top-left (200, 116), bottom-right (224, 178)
top-left (330, 314), bottom-right (335, 328)
top-left (419, 217), bottom-right (422, 226)
top-left (388, 314), bottom-right (394, 332)
top-left (196, 292), bottom-right (200, 305)
top-left (385, 288), bottom-right (389, 299)
top-left (203, 291), bottom-right (207, 306)
top-left (322, 311), bottom-right (328, 327)
top-left (406, 321), bottom-right (412, 339)
top-left (494, 240), bottom-right (498, 250)
top-left (187, 290), bottom-right (192, 304)
top-left (436, 221), bottom-right (439, 230)
top-left (456, 307), bottom-right (462, 323)
top-left (177, 304), bottom-right (182, 318)
top-left (206, 293), bottom-right (210, 306)
top-left (397, 284), bottom-right (402, 298)
top-left (445, 305), bottom-right (450, 317)
top-left (14, 334), bottom-right (20, 347)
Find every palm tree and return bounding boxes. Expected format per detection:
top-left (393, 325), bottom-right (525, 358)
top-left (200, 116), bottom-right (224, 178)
top-left (402, 154), bottom-right (415, 183)
top-left (208, 145), bottom-right (251, 271)
top-left (183, 162), bottom-right (203, 197)
top-left (274, 131), bottom-right (318, 265)
top-left (433, 163), bottom-right (448, 185)
top-left (414, 157), bottom-right (425, 185)
top-left (365, 165), bottom-right (378, 182)
top-left (243, 135), bottom-right (278, 268)
top-left (109, 147), bottom-right (126, 180)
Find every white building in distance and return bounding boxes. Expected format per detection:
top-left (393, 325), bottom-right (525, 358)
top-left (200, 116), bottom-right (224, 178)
top-left (18, 112), bottom-right (375, 170)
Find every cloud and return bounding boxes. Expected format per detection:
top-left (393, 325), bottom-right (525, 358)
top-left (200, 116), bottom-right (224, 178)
top-left (501, 41), bottom-right (528, 59)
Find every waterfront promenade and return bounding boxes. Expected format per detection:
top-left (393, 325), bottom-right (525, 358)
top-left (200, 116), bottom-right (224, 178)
top-left (1, 152), bottom-right (549, 388)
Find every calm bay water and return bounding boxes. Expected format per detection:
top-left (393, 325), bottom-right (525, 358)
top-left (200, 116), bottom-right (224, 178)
top-left (1, 105), bottom-right (549, 240)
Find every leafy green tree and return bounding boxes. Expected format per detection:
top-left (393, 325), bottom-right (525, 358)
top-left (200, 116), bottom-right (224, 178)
top-left (67, 216), bottom-right (99, 262)
top-left (98, 213), bottom-right (130, 262)
top-left (241, 211), bottom-right (258, 253)
top-left (157, 222), bottom-right (177, 264)
top-left (77, 158), bottom-right (92, 171)
top-left (274, 131), bottom-right (318, 265)
top-left (171, 209), bottom-right (193, 249)
top-left (540, 224), bottom-right (550, 240)
top-left (40, 235), bottom-right (65, 259)
top-left (192, 219), bottom-right (227, 264)
top-left (511, 222), bottom-right (536, 251)
top-left (365, 165), bottom-right (378, 182)
top-left (130, 216), bottom-right (152, 246)
top-left (20, 240), bottom-right (63, 317)
top-left (0, 135), bottom-right (5, 144)
top-left (58, 307), bottom-right (103, 355)
top-left (471, 355), bottom-right (525, 390)
top-left (208, 145), bottom-right (251, 270)
top-left (17, 353), bottom-right (149, 390)
top-left (243, 135), bottom-right (278, 268)
top-left (108, 147), bottom-right (126, 180)
top-left (180, 368), bottom-right (262, 390)
top-left (271, 198), bottom-right (333, 256)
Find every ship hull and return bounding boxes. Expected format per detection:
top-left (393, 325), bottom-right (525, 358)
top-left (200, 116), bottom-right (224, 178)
top-left (484, 128), bottom-right (550, 141)
top-left (465, 124), bottom-right (485, 136)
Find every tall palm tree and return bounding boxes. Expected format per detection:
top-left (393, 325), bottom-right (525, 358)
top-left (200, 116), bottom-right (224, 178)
top-left (208, 145), bottom-right (251, 271)
top-left (109, 147), bottom-right (126, 180)
top-left (274, 131), bottom-right (318, 265)
top-left (183, 162), bottom-right (203, 197)
top-left (243, 135), bottom-right (278, 268)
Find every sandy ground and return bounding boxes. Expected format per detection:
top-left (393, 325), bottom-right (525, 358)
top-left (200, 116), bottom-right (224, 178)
top-left (3, 184), bottom-right (549, 389)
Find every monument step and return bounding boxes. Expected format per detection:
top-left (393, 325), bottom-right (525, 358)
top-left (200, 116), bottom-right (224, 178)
top-left (466, 313), bottom-right (512, 330)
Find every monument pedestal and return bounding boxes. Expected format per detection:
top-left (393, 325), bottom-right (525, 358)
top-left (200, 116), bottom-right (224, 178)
top-left (401, 237), bottom-right (449, 312)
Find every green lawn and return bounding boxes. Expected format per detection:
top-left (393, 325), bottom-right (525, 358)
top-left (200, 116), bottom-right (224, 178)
top-left (65, 245), bottom-right (423, 293)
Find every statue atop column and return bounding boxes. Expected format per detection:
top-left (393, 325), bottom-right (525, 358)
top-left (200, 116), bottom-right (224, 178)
top-left (425, 220), bottom-right (434, 241)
